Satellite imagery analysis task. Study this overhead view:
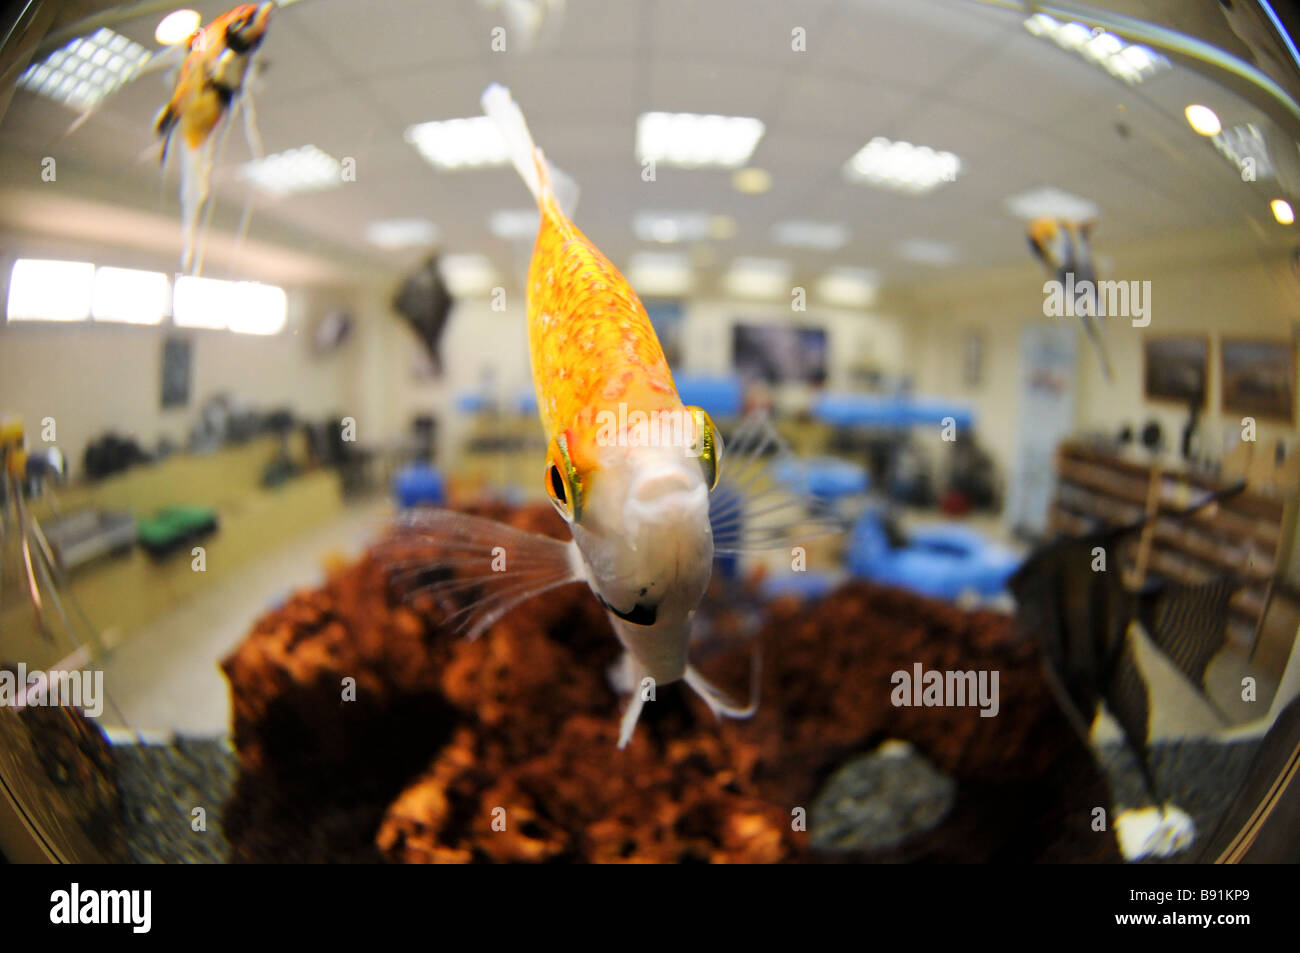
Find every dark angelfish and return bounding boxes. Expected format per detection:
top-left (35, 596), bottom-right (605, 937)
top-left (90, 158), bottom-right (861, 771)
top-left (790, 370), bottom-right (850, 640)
top-left (1009, 481), bottom-right (1245, 858)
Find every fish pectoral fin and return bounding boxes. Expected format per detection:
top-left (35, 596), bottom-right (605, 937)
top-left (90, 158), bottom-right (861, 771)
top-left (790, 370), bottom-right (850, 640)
top-left (709, 414), bottom-right (848, 554)
top-left (376, 509), bottom-right (582, 642)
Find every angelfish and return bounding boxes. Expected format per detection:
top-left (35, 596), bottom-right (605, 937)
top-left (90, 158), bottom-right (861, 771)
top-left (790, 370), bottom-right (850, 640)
top-left (1008, 480), bottom-right (1246, 859)
top-left (154, 2), bottom-right (274, 274)
top-left (381, 84), bottom-right (832, 749)
top-left (1026, 217), bottom-right (1113, 381)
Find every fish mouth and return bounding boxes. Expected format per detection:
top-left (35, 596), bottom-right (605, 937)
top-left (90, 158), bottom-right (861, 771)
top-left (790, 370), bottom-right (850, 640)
top-left (599, 596), bottom-right (658, 626)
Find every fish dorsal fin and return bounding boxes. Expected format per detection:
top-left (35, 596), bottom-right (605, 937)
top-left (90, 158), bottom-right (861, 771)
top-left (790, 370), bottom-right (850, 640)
top-left (481, 83), bottom-right (580, 217)
top-left (375, 509), bottom-right (582, 641)
top-left (709, 414), bottom-right (847, 554)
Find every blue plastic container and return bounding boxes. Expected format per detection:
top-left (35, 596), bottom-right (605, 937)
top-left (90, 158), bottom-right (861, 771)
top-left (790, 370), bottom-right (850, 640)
top-left (673, 374), bottom-right (744, 419)
top-left (393, 464), bottom-right (446, 508)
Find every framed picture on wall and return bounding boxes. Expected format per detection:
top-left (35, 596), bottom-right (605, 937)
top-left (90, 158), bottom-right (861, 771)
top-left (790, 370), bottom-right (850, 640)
top-left (1143, 335), bottom-right (1207, 407)
top-left (1221, 336), bottom-right (1296, 423)
top-left (161, 337), bottom-right (192, 409)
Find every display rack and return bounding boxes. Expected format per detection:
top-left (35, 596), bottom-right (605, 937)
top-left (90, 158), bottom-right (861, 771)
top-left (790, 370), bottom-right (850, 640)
top-left (1048, 442), bottom-right (1298, 657)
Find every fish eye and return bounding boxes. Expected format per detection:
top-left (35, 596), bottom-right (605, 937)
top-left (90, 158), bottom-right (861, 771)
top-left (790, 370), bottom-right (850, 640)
top-left (548, 463), bottom-right (567, 504)
top-left (545, 435), bottom-right (581, 520)
top-left (687, 407), bottom-right (722, 491)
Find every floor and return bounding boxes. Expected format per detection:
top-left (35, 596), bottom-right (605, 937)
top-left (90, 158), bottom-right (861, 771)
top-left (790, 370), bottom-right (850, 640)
top-left (99, 497), bottom-right (393, 736)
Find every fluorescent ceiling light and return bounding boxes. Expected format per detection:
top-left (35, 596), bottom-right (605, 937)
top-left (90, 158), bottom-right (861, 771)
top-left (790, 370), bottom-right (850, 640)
top-left (1271, 199), bottom-right (1294, 225)
top-left (1211, 124), bottom-right (1273, 178)
top-left (732, 167), bottom-right (772, 194)
top-left (239, 145), bottom-right (342, 196)
top-left (1005, 186), bottom-right (1100, 221)
top-left (174, 277), bottom-right (286, 332)
top-left (633, 211), bottom-right (713, 244)
top-left (92, 267), bottom-right (169, 324)
top-left (18, 28), bottom-right (152, 110)
top-left (364, 219), bottom-right (439, 249)
top-left (898, 239), bottom-right (958, 266)
top-left (1023, 13), bottom-right (1169, 84)
top-left (815, 267), bottom-right (878, 308)
top-left (155, 10), bottom-right (200, 46)
top-left (490, 209), bottom-right (540, 240)
top-left (627, 251), bottom-right (693, 297)
top-left (439, 254), bottom-right (498, 296)
top-left (174, 276), bottom-right (234, 329)
top-left (844, 137), bottom-right (961, 194)
top-left (723, 257), bottom-right (791, 300)
top-left (405, 116), bottom-right (508, 170)
top-left (772, 220), bottom-right (850, 250)
top-left (637, 111), bottom-right (765, 169)
top-left (227, 283), bottom-right (287, 335)
top-left (7, 259), bottom-right (94, 322)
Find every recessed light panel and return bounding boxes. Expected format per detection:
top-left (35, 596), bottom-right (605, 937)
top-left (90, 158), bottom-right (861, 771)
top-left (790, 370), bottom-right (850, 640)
top-left (239, 145), bottom-right (343, 196)
top-left (405, 116), bottom-right (509, 170)
top-left (637, 112), bottom-right (765, 169)
top-left (844, 137), bottom-right (961, 194)
top-left (18, 28), bottom-right (152, 110)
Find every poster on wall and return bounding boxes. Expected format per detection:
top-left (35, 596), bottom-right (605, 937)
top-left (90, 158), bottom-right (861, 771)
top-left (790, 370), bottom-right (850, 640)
top-left (1006, 321), bottom-right (1078, 537)
top-left (1220, 337), bottom-right (1295, 423)
top-left (161, 337), bottom-right (192, 409)
top-left (1143, 335), bottom-right (1207, 407)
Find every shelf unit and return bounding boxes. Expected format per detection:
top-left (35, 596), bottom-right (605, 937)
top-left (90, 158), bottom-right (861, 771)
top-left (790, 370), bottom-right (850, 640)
top-left (1048, 442), bottom-right (1298, 656)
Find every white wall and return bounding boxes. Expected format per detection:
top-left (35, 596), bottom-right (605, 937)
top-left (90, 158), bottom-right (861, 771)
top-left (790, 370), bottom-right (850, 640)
top-left (0, 287), bottom-right (364, 471)
top-left (904, 251), bottom-right (1300, 483)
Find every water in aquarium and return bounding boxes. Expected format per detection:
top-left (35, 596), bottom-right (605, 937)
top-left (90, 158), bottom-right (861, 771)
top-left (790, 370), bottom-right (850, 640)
top-left (1, 0), bottom-right (1299, 873)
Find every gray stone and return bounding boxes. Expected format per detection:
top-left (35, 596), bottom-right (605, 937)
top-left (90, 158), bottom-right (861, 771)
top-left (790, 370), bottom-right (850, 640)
top-left (810, 739), bottom-right (956, 853)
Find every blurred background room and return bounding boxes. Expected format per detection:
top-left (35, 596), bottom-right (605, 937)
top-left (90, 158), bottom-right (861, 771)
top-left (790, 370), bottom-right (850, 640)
top-left (1, 0), bottom-right (1299, 864)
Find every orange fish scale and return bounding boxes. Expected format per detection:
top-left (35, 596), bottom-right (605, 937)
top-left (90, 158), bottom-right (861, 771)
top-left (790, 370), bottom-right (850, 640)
top-left (528, 199), bottom-right (680, 471)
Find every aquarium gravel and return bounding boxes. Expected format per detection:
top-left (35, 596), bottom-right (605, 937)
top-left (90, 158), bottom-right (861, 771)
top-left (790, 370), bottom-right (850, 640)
top-left (220, 502), bottom-right (1126, 863)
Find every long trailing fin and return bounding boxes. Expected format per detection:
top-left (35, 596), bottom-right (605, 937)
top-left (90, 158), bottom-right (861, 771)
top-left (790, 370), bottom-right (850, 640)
top-left (709, 414), bottom-right (848, 554)
top-left (177, 136), bottom-right (216, 274)
top-left (1105, 630), bottom-right (1160, 800)
top-left (1081, 313), bottom-right (1114, 381)
top-left (375, 509), bottom-right (582, 642)
top-left (684, 639), bottom-right (763, 721)
top-left (481, 82), bottom-right (579, 216)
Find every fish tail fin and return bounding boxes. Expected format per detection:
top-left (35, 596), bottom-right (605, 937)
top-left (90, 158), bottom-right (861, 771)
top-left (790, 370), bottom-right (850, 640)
top-left (481, 82), bottom-right (580, 217)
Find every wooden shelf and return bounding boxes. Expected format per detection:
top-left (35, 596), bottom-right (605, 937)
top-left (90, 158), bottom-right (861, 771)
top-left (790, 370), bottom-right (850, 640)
top-left (1049, 442), bottom-right (1298, 658)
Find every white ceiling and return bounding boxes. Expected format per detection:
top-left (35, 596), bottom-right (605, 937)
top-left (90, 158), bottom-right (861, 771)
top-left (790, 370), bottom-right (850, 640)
top-left (1, 0), bottom-right (1297, 291)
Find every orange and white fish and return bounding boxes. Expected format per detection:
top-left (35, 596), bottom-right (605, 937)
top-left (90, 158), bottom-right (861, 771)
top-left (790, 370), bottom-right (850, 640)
top-left (154, 2), bottom-right (274, 274)
top-left (382, 84), bottom-right (833, 748)
top-left (1026, 216), bottom-right (1113, 380)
